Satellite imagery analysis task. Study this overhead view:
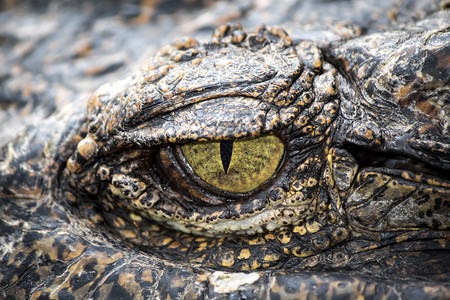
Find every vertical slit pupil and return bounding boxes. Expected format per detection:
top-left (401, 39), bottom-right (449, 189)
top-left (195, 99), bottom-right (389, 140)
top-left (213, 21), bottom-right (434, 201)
top-left (220, 140), bottom-right (234, 173)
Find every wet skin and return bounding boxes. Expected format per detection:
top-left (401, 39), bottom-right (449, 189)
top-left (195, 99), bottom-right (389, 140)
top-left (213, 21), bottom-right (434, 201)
top-left (0, 9), bottom-right (449, 300)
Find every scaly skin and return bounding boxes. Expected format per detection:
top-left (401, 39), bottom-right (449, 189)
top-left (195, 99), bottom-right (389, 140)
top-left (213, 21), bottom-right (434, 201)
top-left (0, 10), bottom-right (449, 300)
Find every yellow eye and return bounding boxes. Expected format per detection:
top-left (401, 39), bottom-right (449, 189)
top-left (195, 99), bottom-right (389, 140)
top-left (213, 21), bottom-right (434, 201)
top-left (181, 135), bottom-right (284, 193)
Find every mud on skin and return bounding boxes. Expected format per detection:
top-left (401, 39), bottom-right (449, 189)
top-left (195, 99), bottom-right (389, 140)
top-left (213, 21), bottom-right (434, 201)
top-left (0, 1), bottom-right (449, 299)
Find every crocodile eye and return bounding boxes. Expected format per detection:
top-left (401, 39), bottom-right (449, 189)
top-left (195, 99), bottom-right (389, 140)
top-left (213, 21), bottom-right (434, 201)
top-left (180, 135), bottom-right (284, 193)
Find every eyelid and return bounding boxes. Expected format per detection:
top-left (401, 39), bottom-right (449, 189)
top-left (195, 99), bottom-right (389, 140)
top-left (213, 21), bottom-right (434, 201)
top-left (117, 97), bottom-right (272, 148)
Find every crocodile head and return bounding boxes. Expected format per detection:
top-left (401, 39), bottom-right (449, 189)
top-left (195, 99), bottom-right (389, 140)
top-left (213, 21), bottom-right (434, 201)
top-left (1, 22), bottom-right (449, 298)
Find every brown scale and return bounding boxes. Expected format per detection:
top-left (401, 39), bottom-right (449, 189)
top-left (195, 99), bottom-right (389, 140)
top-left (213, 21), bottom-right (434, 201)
top-left (325, 147), bottom-right (359, 215)
top-left (346, 170), bottom-right (450, 232)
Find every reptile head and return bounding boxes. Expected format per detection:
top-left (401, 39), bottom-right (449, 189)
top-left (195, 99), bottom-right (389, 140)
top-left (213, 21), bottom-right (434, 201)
top-left (1, 21), bottom-right (449, 298)
top-left (60, 25), bottom-right (348, 270)
top-left (59, 23), bottom-right (449, 273)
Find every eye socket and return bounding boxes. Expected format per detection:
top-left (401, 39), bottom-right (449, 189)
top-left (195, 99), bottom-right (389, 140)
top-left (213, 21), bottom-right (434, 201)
top-left (181, 135), bottom-right (285, 193)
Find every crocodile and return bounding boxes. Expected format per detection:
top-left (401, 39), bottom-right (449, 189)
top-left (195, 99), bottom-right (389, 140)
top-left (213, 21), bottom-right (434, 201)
top-left (0, 0), bottom-right (449, 299)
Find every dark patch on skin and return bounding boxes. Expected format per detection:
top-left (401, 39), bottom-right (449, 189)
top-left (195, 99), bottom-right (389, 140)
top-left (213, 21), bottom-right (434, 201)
top-left (57, 242), bottom-right (66, 261)
top-left (415, 194), bottom-right (430, 205)
top-left (69, 261), bottom-right (99, 291)
top-left (22, 231), bottom-right (44, 249)
top-left (157, 268), bottom-right (194, 299)
top-left (0, 219), bottom-right (18, 237)
top-left (106, 283), bottom-right (134, 300)
top-left (58, 289), bottom-right (76, 300)
top-left (432, 219), bottom-right (441, 229)
top-left (434, 197), bottom-right (442, 210)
